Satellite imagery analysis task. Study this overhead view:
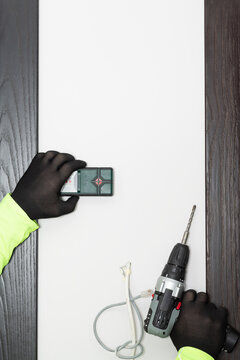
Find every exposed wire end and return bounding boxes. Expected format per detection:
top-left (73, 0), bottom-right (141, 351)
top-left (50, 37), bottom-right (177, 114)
top-left (120, 261), bottom-right (132, 277)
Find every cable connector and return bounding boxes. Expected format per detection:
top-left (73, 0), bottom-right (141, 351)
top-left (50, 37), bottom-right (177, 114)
top-left (140, 289), bottom-right (154, 298)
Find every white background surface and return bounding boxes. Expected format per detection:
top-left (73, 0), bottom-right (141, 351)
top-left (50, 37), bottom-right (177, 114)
top-left (39, 1), bottom-right (204, 359)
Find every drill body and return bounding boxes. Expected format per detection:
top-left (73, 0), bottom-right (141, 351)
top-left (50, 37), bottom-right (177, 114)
top-left (144, 243), bottom-right (189, 337)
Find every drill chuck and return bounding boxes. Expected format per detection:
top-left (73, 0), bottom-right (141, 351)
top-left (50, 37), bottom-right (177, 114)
top-left (161, 243), bottom-right (189, 282)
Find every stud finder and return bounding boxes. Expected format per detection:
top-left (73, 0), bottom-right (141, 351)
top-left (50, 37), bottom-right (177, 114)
top-left (60, 167), bottom-right (113, 196)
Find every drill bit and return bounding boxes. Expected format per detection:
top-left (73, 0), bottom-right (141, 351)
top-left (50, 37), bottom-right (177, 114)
top-left (181, 205), bottom-right (196, 245)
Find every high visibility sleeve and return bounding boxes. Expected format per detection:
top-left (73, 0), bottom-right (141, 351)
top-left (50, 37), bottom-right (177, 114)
top-left (176, 347), bottom-right (214, 360)
top-left (0, 192), bottom-right (39, 274)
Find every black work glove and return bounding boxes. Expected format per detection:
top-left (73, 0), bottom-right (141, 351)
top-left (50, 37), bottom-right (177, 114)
top-left (170, 290), bottom-right (228, 359)
top-left (11, 150), bottom-right (86, 219)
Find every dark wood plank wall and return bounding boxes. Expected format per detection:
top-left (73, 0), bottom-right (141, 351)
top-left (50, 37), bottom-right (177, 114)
top-left (0, 0), bottom-right (38, 359)
top-left (206, 0), bottom-right (240, 358)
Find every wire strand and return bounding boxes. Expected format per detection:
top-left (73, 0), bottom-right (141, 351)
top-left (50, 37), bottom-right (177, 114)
top-left (93, 294), bottom-right (144, 359)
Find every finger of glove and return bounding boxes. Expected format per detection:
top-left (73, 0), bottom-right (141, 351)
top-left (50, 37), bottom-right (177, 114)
top-left (208, 302), bottom-right (217, 310)
top-left (59, 159), bottom-right (87, 183)
top-left (43, 150), bottom-right (59, 162)
top-left (51, 153), bottom-right (75, 170)
top-left (33, 152), bottom-right (45, 161)
top-left (195, 292), bottom-right (209, 303)
top-left (28, 152), bottom-right (45, 168)
top-left (57, 196), bottom-right (79, 216)
top-left (182, 289), bottom-right (196, 303)
top-left (216, 307), bottom-right (228, 321)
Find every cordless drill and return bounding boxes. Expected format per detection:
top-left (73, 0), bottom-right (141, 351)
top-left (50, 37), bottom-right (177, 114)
top-left (144, 206), bottom-right (239, 353)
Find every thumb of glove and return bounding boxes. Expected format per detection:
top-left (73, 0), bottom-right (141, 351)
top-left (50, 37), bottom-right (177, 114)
top-left (57, 196), bottom-right (80, 216)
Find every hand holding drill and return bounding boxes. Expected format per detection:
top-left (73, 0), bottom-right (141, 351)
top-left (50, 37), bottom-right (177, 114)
top-left (144, 206), bottom-right (239, 358)
top-left (171, 290), bottom-right (228, 359)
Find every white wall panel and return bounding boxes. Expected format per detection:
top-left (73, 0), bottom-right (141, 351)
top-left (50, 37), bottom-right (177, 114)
top-left (39, 2), bottom-right (204, 359)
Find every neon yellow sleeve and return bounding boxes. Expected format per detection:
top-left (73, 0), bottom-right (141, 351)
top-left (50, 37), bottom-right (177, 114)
top-left (176, 347), bottom-right (214, 360)
top-left (0, 192), bottom-right (39, 275)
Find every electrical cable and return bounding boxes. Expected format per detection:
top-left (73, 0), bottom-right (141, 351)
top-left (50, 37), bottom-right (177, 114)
top-left (120, 262), bottom-right (137, 358)
top-left (93, 262), bottom-right (153, 359)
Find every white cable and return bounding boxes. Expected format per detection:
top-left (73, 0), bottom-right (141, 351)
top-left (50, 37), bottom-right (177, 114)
top-left (93, 262), bottom-right (153, 359)
top-left (121, 262), bottom-right (137, 358)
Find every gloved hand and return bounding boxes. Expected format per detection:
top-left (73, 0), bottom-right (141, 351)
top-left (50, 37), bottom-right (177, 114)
top-left (11, 150), bottom-right (86, 219)
top-left (170, 290), bottom-right (228, 359)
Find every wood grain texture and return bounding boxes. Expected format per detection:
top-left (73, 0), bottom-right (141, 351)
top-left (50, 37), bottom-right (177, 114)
top-left (0, 0), bottom-right (38, 359)
top-left (206, 0), bottom-right (240, 358)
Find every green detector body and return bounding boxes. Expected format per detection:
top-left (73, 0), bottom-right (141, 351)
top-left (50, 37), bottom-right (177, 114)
top-left (60, 167), bottom-right (113, 196)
